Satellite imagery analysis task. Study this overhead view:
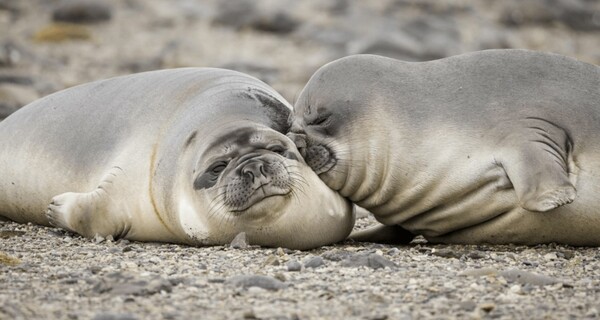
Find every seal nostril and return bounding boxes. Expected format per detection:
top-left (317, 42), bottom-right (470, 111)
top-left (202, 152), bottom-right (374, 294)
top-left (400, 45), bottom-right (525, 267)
top-left (259, 163), bottom-right (266, 177)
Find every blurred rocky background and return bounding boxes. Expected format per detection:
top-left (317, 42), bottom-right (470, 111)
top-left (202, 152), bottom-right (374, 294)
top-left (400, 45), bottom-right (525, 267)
top-left (1, 0), bottom-right (599, 119)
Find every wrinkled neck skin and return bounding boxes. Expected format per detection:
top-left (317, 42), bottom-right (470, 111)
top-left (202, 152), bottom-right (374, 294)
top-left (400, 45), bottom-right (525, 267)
top-left (328, 115), bottom-right (394, 208)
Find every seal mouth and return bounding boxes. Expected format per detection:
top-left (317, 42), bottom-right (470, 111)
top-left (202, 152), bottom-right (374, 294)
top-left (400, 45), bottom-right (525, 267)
top-left (229, 184), bottom-right (291, 214)
top-left (305, 144), bottom-right (337, 175)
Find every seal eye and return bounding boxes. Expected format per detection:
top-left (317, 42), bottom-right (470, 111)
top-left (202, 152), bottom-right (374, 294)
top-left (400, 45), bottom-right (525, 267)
top-left (268, 145), bottom-right (286, 155)
top-left (309, 114), bottom-right (330, 126)
top-left (210, 162), bottom-right (227, 175)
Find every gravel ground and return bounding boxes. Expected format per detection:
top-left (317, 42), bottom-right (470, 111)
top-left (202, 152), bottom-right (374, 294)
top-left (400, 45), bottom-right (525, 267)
top-left (2, 1), bottom-right (600, 319)
top-left (2, 215), bottom-right (600, 319)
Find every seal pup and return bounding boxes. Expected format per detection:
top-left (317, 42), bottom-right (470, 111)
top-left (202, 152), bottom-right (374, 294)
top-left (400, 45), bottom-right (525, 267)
top-left (289, 49), bottom-right (600, 246)
top-left (0, 68), bottom-right (354, 249)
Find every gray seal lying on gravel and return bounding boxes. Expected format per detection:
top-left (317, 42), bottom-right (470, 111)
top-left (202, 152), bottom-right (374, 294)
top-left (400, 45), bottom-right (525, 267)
top-left (0, 68), bottom-right (354, 249)
top-left (288, 49), bottom-right (600, 246)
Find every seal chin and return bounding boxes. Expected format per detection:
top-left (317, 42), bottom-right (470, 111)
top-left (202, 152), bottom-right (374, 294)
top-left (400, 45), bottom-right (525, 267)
top-left (229, 185), bottom-right (292, 214)
top-left (305, 144), bottom-right (337, 175)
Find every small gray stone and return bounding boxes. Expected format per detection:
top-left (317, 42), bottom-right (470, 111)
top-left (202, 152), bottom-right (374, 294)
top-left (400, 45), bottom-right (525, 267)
top-left (459, 267), bottom-right (498, 277)
top-left (500, 269), bottom-right (561, 286)
top-left (304, 256), bottom-right (325, 269)
top-left (321, 249), bottom-right (354, 262)
top-left (226, 275), bottom-right (286, 291)
top-left (340, 253), bottom-right (397, 269)
top-left (431, 248), bottom-right (462, 259)
top-left (93, 273), bottom-right (173, 296)
top-left (286, 260), bottom-right (302, 272)
top-left (230, 232), bottom-right (248, 249)
top-left (92, 312), bottom-right (138, 320)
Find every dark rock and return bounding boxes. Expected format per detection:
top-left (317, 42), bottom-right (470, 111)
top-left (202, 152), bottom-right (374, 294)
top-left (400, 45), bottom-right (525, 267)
top-left (304, 256), bottom-right (325, 269)
top-left (120, 58), bottom-right (163, 73)
top-left (286, 260), bottom-right (302, 272)
top-left (557, 249), bottom-right (575, 259)
top-left (0, 75), bottom-right (34, 85)
top-left (226, 275), bottom-right (286, 291)
top-left (249, 12), bottom-right (299, 34)
top-left (522, 261), bottom-right (539, 267)
top-left (92, 312), bottom-right (138, 320)
top-left (52, 0), bottom-right (112, 24)
top-left (500, 269), bottom-right (561, 286)
top-left (212, 0), bottom-right (299, 34)
top-left (466, 250), bottom-right (486, 259)
top-left (501, 0), bottom-right (600, 31)
top-left (340, 253), bottom-right (397, 269)
top-left (230, 232), bottom-right (249, 249)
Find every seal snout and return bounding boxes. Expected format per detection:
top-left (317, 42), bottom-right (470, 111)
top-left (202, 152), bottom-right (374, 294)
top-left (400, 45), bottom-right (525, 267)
top-left (225, 155), bottom-right (292, 213)
top-left (241, 160), bottom-right (271, 187)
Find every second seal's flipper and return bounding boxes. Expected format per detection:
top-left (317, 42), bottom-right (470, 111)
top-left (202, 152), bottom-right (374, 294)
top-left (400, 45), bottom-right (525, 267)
top-left (498, 117), bottom-right (577, 212)
top-left (349, 224), bottom-right (415, 244)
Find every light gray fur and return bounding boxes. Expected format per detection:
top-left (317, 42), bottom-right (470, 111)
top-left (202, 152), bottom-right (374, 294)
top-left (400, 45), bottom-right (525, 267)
top-left (0, 68), bottom-right (354, 249)
top-left (291, 49), bottom-right (600, 246)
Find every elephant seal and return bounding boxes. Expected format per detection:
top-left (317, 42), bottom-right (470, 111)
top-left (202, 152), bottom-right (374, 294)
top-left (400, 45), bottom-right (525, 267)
top-left (0, 68), bottom-right (354, 249)
top-left (289, 49), bottom-right (600, 246)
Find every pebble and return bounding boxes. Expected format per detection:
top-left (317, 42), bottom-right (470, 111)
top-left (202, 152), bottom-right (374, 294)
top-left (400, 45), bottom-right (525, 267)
top-left (303, 256), bottom-right (325, 269)
top-left (226, 275), bottom-right (286, 291)
top-left (340, 253), bottom-right (397, 269)
top-left (499, 268), bottom-right (561, 286)
top-left (93, 273), bottom-right (173, 296)
top-left (52, 0), bottom-right (112, 24)
top-left (321, 249), bottom-right (354, 261)
top-left (459, 267), bottom-right (498, 277)
top-left (262, 255), bottom-right (280, 267)
top-left (212, 1), bottom-right (299, 34)
top-left (230, 232), bottom-right (248, 249)
top-left (92, 312), bottom-right (138, 320)
top-left (286, 260), bottom-right (302, 272)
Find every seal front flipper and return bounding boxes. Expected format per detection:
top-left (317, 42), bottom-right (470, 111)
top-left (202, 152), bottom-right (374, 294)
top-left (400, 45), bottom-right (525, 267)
top-left (46, 167), bottom-right (130, 239)
top-left (349, 224), bottom-right (415, 244)
top-left (497, 117), bottom-right (577, 212)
